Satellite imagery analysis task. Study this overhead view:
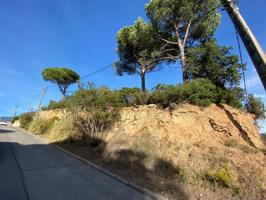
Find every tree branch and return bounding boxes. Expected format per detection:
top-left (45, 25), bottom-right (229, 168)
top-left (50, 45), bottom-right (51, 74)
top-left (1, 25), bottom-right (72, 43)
top-left (183, 18), bottom-right (193, 46)
top-left (160, 38), bottom-right (178, 45)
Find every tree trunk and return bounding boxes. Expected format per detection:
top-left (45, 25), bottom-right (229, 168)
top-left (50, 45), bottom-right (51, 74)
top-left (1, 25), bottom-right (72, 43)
top-left (179, 44), bottom-right (187, 82)
top-left (141, 72), bottom-right (146, 92)
top-left (61, 87), bottom-right (67, 100)
top-left (61, 94), bottom-right (65, 100)
top-left (174, 23), bottom-right (188, 83)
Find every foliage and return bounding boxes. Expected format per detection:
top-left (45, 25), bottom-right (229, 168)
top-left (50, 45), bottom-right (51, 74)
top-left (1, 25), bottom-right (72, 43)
top-left (217, 87), bottom-right (244, 109)
top-left (186, 39), bottom-right (243, 88)
top-left (11, 116), bottom-right (19, 124)
top-left (66, 85), bottom-right (121, 146)
top-left (149, 84), bottom-right (183, 107)
top-left (205, 165), bottom-right (233, 187)
top-left (42, 67), bottom-right (80, 99)
top-left (19, 113), bottom-right (34, 129)
top-left (182, 78), bottom-right (217, 106)
top-left (114, 17), bottom-right (173, 91)
top-left (146, 0), bottom-right (221, 81)
top-left (113, 87), bottom-right (141, 106)
top-left (42, 100), bottom-right (67, 111)
top-left (246, 94), bottom-right (266, 120)
top-left (29, 119), bottom-right (54, 135)
top-left (149, 79), bottom-right (217, 107)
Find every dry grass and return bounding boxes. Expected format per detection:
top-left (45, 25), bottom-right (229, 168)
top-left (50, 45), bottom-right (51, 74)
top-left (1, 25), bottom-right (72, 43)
top-left (48, 117), bottom-right (78, 142)
top-left (28, 118), bottom-right (53, 135)
top-left (35, 104), bottom-right (266, 200)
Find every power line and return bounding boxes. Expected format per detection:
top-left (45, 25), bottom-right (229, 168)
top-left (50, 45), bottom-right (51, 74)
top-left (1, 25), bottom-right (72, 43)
top-left (235, 29), bottom-right (248, 105)
top-left (49, 0), bottom-right (68, 66)
top-left (80, 63), bottom-right (114, 80)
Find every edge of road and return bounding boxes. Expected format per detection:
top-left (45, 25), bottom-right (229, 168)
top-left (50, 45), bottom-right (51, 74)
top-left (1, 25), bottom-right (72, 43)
top-left (13, 127), bottom-right (167, 200)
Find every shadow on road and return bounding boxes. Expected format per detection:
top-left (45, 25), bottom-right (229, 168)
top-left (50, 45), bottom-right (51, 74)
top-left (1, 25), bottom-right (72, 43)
top-left (0, 128), bottom-right (16, 134)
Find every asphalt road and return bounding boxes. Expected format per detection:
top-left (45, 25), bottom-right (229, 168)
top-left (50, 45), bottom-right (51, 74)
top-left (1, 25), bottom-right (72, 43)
top-left (0, 126), bottom-right (155, 200)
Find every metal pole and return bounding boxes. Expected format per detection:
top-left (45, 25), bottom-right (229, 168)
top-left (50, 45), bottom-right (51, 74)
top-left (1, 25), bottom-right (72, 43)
top-left (36, 87), bottom-right (46, 117)
top-left (12, 104), bottom-right (19, 119)
top-left (222, 0), bottom-right (266, 90)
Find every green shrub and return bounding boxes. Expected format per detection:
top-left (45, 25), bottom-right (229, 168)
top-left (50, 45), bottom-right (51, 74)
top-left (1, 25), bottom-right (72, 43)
top-left (224, 139), bottom-right (238, 147)
top-left (149, 79), bottom-right (217, 107)
top-left (42, 100), bottom-right (66, 111)
top-left (113, 87), bottom-right (141, 106)
top-left (11, 116), bottom-right (19, 123)
top-left (217, 87), bottom-right (244, 108)
top-left (66, 85), bottom-right (121, 146)
top-left (182, 79), bottom-right (218, 106)
top-left (149, 84), bottom-right (183, 107)
top-left (246, 94), bottom-right (265, 120)
top-left (205, 165), bottom-right (233, 187)
top-left (19, 113), bottom-right (34, 129)
top-left (29, 119), bottom-right (53, 135)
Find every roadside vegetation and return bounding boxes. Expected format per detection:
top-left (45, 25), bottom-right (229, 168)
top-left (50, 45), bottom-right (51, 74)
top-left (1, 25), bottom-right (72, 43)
top-left (12, 0), bottom-right (266, 199)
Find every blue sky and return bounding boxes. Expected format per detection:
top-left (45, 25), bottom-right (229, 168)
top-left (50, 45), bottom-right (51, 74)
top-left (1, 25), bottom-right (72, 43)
top-left (0, 0), bottom-right (265, 131)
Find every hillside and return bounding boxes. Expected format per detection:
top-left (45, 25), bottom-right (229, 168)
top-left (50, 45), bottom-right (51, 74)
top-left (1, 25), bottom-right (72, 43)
top-left (30, 104), bottom-right (266, 200)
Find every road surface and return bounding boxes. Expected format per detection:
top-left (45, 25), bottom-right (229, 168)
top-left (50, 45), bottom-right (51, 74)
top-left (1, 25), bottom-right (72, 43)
top-left (0, 126), bottom-right (155, 200)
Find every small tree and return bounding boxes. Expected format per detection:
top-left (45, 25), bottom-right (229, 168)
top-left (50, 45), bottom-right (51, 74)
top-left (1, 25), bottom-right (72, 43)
top-left (114, 17), bottom-right (176, 92)
top-left (246, 94), bottom-right (265, 120)
top-left (146, 0), bottom-right (221, 82)
top-left (42, 67), bottom-right (80, 99)
top-left (186, 39), bottom-right (243, 88)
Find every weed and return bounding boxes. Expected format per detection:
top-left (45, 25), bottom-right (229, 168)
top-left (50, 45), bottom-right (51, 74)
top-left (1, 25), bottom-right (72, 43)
top-left (205, 165), bottom-right (233, 187)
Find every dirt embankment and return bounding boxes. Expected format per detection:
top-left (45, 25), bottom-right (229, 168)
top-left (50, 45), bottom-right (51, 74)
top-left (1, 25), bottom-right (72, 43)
top-left (40, 104), bottom-right (266, 200)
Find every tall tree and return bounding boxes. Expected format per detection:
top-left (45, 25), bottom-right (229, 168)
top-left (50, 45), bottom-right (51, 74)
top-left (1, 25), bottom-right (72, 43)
top-left (146, 0), bottom-right (221, 82)
top-left (42, 67), bottom-right (80, 99)
top-left (114, 17), bottom-right (176, 92)
top-left (186, 39), bottom-right (243, 88)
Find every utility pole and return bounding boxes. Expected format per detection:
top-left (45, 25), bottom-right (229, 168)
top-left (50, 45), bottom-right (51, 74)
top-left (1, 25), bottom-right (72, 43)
top-left (36, 87), bottom-right (47, 117)
top-left (221, 0), bottom-right (266, 90)
top-left (12, 104), bottom-right (19, 119)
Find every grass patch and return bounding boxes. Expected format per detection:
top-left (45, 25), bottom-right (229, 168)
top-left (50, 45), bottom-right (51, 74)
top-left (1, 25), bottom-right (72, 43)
top-left (29, 118), bottom-right (53, 135)
top-left (49, 117), bottom-right (78, 142)
top-left (205, 165), bottom-right (233, 187)
top-left (224, 139), bottom-right (238, 147)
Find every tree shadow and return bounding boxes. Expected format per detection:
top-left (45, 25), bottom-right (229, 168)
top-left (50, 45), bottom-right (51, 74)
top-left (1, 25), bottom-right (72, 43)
top-left (1, 140), bottom-right (175, 200)
top-left (53, 137), bottom-right (190, 200)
